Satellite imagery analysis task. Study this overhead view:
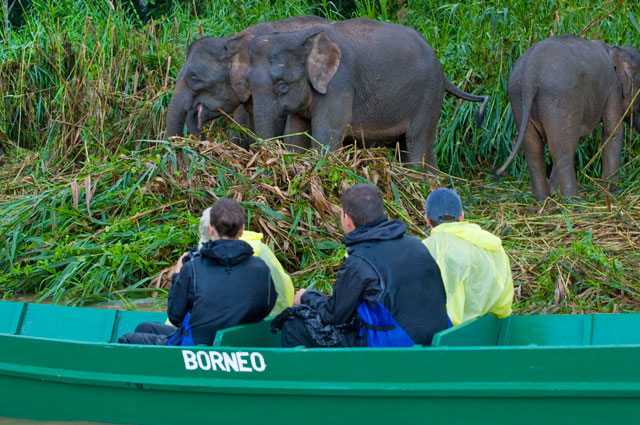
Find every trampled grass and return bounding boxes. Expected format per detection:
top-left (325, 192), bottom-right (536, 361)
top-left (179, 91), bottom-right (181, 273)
top-left (0, 0), bottom-right (639, 313)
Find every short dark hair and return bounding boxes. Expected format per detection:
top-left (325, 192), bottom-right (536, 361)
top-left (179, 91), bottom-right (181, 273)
top-left (209, 198), bottom-right (245, 238)
top-left (340, 184), bottom-right (385, 228)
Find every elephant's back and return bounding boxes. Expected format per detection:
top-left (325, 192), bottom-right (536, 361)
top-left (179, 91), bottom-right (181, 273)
top-left (514, 34), bottom-right (611, 76)
top-left (509, 34), bottom-right (614, 97)
top-left (332, 17), bottom-right (442, 91)
top-left (239, 15), bottom-right (331, 37)
top-left (333, 18), bottom-right (435, 60)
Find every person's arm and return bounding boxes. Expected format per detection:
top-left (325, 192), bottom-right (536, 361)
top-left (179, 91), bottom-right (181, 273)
top-left (167, 259), bottom-right (194, 327)
top-left (261, 242), bottom-right (294, 306)
top-left (266, 275), bottom-right (277, 314)
top-left (301, 256), bottom-right (378, 325)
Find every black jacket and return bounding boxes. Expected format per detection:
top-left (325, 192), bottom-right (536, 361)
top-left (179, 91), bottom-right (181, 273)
top-left (168, 239), bottom-right (276, 345)
top-left (302, 216), bottom-right (448, 345)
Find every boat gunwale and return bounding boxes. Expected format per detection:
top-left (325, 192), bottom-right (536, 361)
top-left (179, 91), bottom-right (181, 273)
top-left (3, 331), bottom-right (640, 351)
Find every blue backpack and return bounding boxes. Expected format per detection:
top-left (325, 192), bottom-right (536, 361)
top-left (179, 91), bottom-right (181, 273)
top-left (167, 312), bottom-right (195, 346)
top-left (351, 254), bottom-right (415, 347)
top-left (357, 300), bottom-right (414, 347)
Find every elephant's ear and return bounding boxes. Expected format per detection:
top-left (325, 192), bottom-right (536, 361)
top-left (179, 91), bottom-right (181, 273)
top-left (304, 32), bottom-right (341, 94)
top-left (227, 34), bottom-right (255, 103)
top-left (610, 46), bottom-right (632, 99)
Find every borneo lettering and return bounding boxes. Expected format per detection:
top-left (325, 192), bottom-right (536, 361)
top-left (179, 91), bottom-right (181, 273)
top-left (182, 350), bottom-right (267, 372)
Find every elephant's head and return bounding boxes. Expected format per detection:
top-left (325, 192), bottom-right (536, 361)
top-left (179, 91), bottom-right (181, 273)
top-left (610, 45), bottom-right (640, 132)
top-left (239, 28), bottom-right (341, 139)
top-left (165, 36), bottom-right (254, 139)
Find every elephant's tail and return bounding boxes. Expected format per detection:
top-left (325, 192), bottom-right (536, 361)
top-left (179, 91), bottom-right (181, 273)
top-left (492, 90), bottom-right (534, 179)
top-left (444, 80), bottom-right (489, 127)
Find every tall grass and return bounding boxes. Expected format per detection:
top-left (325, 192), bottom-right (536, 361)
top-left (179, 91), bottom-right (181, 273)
top-left (0, 0), bottom-right (639, 311)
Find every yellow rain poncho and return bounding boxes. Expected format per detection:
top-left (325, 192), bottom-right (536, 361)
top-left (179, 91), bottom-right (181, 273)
top-left (422, 221), bottom-right (513, 326)
top-left (240, 231), bottom-right (294, 317)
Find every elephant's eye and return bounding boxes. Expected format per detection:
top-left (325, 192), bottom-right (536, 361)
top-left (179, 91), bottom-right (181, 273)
top-left (190, 76), bottom-right (201, 85)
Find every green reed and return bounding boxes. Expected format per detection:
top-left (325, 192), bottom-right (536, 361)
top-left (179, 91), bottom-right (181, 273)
top-left (0, 0), bottom-right (639, 311)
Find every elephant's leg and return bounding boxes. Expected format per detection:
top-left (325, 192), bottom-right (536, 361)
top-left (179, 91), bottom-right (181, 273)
top-left (311, 93), bottom-right (354, 151)
top-left (545, 121), bottom-right (579, 198)
top-left (548, 162), bottom-right (561, 191)
top-left (600, 101), bottom-right (624, 192)
top-left (283, 114), bottom-right (312, 152)
top-left (522, 123), bottom-right (550, 200)
top-left (405, 94), bottom-right (443, 173)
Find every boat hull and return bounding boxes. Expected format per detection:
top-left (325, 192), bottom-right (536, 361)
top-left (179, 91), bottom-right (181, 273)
top-left (1, 333), bottom-right (640, 424)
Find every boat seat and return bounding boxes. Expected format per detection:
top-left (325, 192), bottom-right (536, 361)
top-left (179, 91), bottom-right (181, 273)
top-left (0, 301), bottom-right (25, 335)
top-left (213, 319), bottom-right (280, 347)
top-left (111, 310), bottom-right (168, 343)
top-left (2, 302), bottom-right (167, 343)
top-left (19, 303), bottom-right (117, 343)
top-left (432, 313), bottom-right (640, 347)
top-left (591, 313), bottom-right (640, 345)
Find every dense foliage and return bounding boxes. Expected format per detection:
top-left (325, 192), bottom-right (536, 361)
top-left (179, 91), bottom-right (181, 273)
top-left (0, 0), bottom-right (638, 313)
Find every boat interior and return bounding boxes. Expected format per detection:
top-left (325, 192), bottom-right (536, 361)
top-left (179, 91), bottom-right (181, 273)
top-left (1, 301), bottom-right (639, 348)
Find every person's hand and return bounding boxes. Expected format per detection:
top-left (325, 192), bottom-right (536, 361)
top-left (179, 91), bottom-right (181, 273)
top-left (293, 288), bottom-right (307, 306)
top-left (172, 252), bottom-right (190, 275)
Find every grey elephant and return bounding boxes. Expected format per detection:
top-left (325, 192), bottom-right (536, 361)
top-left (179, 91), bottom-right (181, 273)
top-left (494, 34), bottom-right (640, 200)
top-left (164, 15), bottom-right (329, 146)
top-left (229, 18), bottom-right (489, 168)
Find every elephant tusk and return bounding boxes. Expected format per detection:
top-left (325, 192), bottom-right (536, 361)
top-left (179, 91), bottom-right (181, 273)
top-left (196, 103), bottom-right (203, 129)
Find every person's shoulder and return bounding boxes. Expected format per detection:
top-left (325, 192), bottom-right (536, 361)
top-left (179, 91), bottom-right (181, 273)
top-left (392, 233), bottom-right (434, 254)
top-left (400, 233), bottom-right (428, 245)
top-left (340, 251), bottom-right (381, 278)
top-left (243, 254), bottom-right (271, 273)
top-left (423, 229), bottom-right (460, 244)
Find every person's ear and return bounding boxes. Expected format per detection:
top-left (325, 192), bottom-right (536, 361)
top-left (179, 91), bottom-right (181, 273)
top-left (209, 223), bottom-right (219, 240)
top-left (236, 224), bottom-right (244, 240)
top-left (341, 210), bottom-right (355, 233)
top-left (459, 212), bottom-right (465, 222)
top-left (425, 215), bottom-right (433, 228)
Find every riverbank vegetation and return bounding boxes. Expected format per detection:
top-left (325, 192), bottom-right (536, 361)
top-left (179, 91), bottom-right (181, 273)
top-left (1, 0), bottom-right (639, 313)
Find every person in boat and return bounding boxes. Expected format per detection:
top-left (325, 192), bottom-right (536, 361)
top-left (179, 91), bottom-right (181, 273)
top-left (196, 207), bottom-right (294, 317)
top-left (422, 187), bottom-right (514, 326)
top-left (273, 183), bottom-right (448, 347)
top-left (118, 198), bottom-right (276, 346)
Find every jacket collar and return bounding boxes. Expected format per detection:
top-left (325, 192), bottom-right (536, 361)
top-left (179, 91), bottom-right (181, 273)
top-left (199, 239), bottom-right (254, 267)
top-left (344, 215), bottom-right (407, 246)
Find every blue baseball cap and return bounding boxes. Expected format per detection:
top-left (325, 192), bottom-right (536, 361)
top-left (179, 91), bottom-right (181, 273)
top-left (425, 188), bottom-right (463, 223)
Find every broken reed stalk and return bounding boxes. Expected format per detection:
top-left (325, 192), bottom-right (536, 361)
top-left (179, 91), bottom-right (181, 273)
top-left (0, 134), bottom-right (639, 312)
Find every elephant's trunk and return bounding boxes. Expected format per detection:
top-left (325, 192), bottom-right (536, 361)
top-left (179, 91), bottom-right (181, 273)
top-left (165, 78), bottom-right (192, 139)
top-left (252, 96), bottom-right (286, 140)
top-left (634, 113), bottom-right (640, 133)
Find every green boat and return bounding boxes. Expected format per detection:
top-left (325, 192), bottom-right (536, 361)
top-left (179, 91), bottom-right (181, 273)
top-left (0, 300), bottom-right (639, 424)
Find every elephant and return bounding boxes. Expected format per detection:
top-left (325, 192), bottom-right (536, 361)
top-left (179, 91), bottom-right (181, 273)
top-left (494, 34), bottom-right (640, 200)
top-left (164, 15), bottom-right (329, 146)
top-left (229, 17), bottom-right (489, 168)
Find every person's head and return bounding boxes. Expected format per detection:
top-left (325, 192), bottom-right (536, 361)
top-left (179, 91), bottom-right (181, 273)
top-left (198, 199), bottom-right (245, 244)
top-left (424, 188), bottom-right (464, 228)
top-left (340, 184), bottom-right (385, 234)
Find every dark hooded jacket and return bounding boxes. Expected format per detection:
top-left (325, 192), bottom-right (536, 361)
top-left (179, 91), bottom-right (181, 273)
top-left (302, 216), bottom-right (448, 346)
top-left (168, 239), bottom-right (276, 345)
